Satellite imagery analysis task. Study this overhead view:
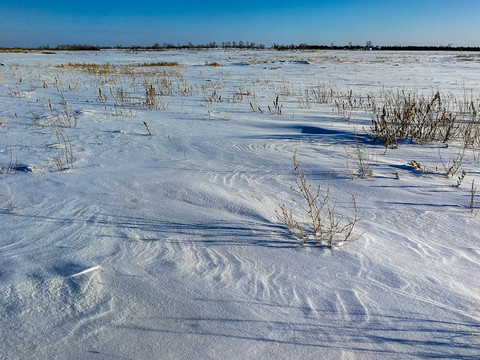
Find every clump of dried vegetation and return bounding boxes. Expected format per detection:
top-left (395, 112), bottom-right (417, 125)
top-left (370, 90), bottom-right (479, 149)
top-left (0, 186), bottom-right (16, 212)
top-left (138, 62), bottom-right (179, 67)
top-left (278, 153), bottom-right (360, 247)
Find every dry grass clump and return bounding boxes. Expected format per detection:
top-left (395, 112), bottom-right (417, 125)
top-left (299, 83), bottom-right (337, 107)
top-left (370, 91), bottom-right (479, 148)
top-left (58, 63), bottom-right (141, 76)
top-left (278, 153), bottom-right (360, 247)
top-left (204, 89), bottom-right (222, 106)
top-left (0, 187), bottom-right (16, 212)
top-left (205, 62), bottom-right (222, 67)
top-left (138, 62), bottom-right (179, 67)
top-left (455, 54), bottom-right (480, 62)
top-left (48, 96), bottom-right (77, 128)
top-left (50, 124), bottom-right (74, 171)
top-left (268, 95), bottom-right (283, 115)
top-left (142, 80), bottom-right (168, 110)
top-left (143, 82), bottom-right (157, 109)
top-left (345, 135), bottom-right (373, 179)
top-left (58, 62), bottom-right (117, 75)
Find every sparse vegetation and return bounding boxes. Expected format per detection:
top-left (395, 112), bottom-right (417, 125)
top-left (0, 151), bottom-right (15, 174)
top-left (278, 153), bottom-right (360, 246)
top-left (58, 62), bottom-right (117, 75)
top-left (469, 180), bottom-right (477, 212)
top-left (268, 95), bottom-right (283, 115)
top-left (138, 62), bottom-right (179, 67)
top-left (345, 135), bottom-right (373, 179)
top-left (143, 82), bottom-right (157, 109)
top-left (143, 121), bottom-right (152, 136)
top-left (370, 90), bottom-right (479, 148)
top-left (249, 97), bottom-right (264, 113)
top-left (51, 124), bottom-right (74, 171)
top-left (0, 186), bottom-right (16, 212)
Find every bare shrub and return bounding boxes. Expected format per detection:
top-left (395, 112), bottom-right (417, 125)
top-left (345, 135), bottom-right (373, 179)
top-left (440, 148), bottom-right (466, 179)
top-left (277, 153), bottom-right (360, 247)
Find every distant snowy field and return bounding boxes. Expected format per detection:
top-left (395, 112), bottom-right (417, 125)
top-left (1, 49), bottom-right (479, 359)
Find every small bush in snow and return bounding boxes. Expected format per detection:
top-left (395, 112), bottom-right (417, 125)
top-left (278, 153), bottom-right (359, 247)
top-left (345, 134), bottom-right (373, 179)
top-left (370, 90), bottom-right (480, 149)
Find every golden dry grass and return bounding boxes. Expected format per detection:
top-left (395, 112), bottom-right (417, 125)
top-left (58, 63), bottom-right (117, 74)
top-left (0, 48), bottom-right (30, 53)
top-left (138, 61), bottom-right (179, 67)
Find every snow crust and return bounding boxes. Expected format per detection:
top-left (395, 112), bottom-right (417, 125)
top-left (1, 49), bottom-right (479, 359)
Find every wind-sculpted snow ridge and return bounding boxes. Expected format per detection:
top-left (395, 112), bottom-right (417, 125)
top-left (1, 50), bottom-right (479, 359)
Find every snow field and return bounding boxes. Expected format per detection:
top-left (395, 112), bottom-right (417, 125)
top-left (1, 49), bottom-right (480, 359)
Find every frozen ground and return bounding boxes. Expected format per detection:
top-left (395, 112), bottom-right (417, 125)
top-left (0, 49), bottom-right (479, 359)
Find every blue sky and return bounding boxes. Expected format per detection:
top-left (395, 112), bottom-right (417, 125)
top-left (1, 0), bottom-right (479, 47)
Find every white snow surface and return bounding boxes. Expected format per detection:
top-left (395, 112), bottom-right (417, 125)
top-left (1, 49), bottom-right (479, 359)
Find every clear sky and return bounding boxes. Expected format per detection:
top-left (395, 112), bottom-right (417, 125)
top-left (1, 0), bottom-right (479, 48)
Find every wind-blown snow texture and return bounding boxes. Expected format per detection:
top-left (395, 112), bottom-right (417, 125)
top-left (1, 50), bottom-right (479, 359)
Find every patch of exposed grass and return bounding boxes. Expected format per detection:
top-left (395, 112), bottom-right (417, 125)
top-left (58, 63), bottom-right (117, 75)
top-left (370, 90), bottom-right (480, 148)
top-left (0, 48), bottom-right (30, 53)
top-left (138, 62), bottom-right (179, 67)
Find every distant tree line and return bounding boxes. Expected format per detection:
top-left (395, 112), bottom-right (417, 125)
top-left (22, 42), bottom-right (267, 51)
top-left (3, 42), bottom-right (480, 52)
top-left (272, 43), bottom-right (480, 51)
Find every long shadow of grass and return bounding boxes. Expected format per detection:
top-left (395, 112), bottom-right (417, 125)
top-left (14, 211), bottom-right (298, 248)
top-left (114, 298), bottom-right (480, 359)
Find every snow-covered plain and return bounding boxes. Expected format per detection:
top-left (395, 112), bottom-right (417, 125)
top-left (1, 49), bottom-right (479, 359)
